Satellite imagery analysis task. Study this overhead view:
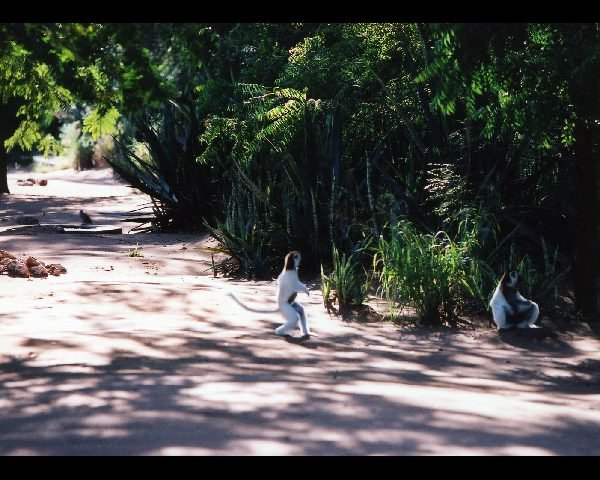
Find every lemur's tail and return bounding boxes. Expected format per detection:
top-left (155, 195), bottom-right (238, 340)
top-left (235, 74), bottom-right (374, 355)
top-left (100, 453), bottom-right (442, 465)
top-left (227, 291), bottom-right (279, 313)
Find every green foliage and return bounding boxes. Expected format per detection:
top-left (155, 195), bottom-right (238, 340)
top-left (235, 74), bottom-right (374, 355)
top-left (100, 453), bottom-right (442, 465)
top-left (198, 78), bottom-right (332, 268)
top-left (0, 22), bottom-right (593, 319)
top-left (321, 245), bottom-right (369, 308)
top-left (4, 120), bottom-right (43, 152)
top-left (497, 238), bottom-right (570, 307)
top-left (107, 99), bottom-right (213, 231)
top-left (0, 29), bottom-right (74, 154)
top-left (57, 119), bottom-right (96, 169)
top-left (320, 264), bottom-right (332, 308)
top-left (82, 107), bottom-right (120, 140)
top-left (373, 220), bottom-right (486, 325)
top-left (425, 163), bottom-right (468, 227)
top-left (203, 208), bottom-right (274, 279)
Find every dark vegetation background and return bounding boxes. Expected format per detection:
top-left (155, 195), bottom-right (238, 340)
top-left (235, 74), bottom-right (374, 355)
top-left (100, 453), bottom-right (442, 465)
top-left (1, 23), bottom-right (598, 326)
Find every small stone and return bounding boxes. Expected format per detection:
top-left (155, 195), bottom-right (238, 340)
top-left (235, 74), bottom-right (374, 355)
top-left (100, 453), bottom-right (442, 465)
top-left (29, 264), bottom-right (48, 278)
top-left (0, 250), bottom-right (16, 260)
top-left (6, 260), bottom-right (29, 278)
top-left (46, 264), bottom-right (67, 276)
top-left (37, 179), bottom-right (48, 186)
top-left (25, 256), bottom-right (42, 268)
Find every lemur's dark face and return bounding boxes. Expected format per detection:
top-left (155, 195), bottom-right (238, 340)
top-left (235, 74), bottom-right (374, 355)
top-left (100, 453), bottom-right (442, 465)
top-left (285, 251), bottom-right (302, 270)
top-left (503, 270), bottom-right (519, 289)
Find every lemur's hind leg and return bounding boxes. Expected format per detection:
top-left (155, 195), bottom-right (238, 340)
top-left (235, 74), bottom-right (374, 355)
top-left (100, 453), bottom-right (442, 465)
top-left (517, 302), bottom-right (540, 328)
top-left (275, 303), bottom-right (300, 336)
top-left (290, 301), bottom-right (309, 336)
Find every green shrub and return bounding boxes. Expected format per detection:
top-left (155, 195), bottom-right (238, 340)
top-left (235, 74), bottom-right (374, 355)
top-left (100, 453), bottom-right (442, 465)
top-left (107, 100), bottom-right (215, 232)
top-left (203, 190), bottom-right (280, 279)
top-left (495, 238), bottom-right (569, 307)
top-left (321, 245), bottom-right (369, 308)
top-left (373, 220), bottom-right (485, 325)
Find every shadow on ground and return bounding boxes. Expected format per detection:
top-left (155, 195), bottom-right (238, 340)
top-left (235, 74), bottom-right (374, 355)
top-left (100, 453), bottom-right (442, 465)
top-left (2, 168), bottom-right (600, 456)
top-left (2, 302), bottom-right (600, 455)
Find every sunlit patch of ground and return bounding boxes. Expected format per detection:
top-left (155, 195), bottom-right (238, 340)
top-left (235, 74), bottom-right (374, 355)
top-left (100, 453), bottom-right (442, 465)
top-left (1, 167), bottom-right (600, 455)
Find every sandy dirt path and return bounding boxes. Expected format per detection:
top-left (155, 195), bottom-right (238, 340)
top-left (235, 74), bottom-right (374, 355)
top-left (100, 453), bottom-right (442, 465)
top-left (1, 168), bottom-right (600, 455)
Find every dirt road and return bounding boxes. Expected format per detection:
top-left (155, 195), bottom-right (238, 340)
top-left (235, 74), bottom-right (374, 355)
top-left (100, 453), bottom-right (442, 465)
top-left (1, 168), bottom-right (600, 455)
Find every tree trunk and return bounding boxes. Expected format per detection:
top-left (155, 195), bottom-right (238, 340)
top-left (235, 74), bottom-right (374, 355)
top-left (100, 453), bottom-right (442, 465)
top-left (0, 141), bottom-right (9, 194)
top-left (572, 118), bottom-right (598, 322)
top-left (0, 100), bottom-right (20, 195)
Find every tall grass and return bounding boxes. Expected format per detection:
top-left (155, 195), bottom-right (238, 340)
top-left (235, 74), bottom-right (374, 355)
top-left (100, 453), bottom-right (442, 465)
top-left (495, 238), bottom-right (569, 306)
top-left (203, 212), bottom-right (273, 279)
top-left (373, 220), bottom-right (486, 325)
top-left (321, 245), bottom-right (369, 308)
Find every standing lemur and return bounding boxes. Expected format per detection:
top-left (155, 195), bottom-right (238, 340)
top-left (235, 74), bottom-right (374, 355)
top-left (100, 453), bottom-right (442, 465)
top-left (489, 270), bottom-right (540, 330)
top-left (228, 251), bottom-right (316, 338)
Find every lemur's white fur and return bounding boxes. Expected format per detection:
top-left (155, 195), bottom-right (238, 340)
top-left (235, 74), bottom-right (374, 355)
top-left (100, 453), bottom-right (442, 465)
top-left (490, 270), bottom-right (540, 330)
top-left (227, 251), bottom-right (315, 337)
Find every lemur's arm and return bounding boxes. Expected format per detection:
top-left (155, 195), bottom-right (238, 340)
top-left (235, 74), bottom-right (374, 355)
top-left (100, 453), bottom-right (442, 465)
top-left (297, 280), bottom-right (310, 296)
top-left (514, 291), bottom-right (532, 305)
top-left (517, 292), bottom-right (532, 305)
